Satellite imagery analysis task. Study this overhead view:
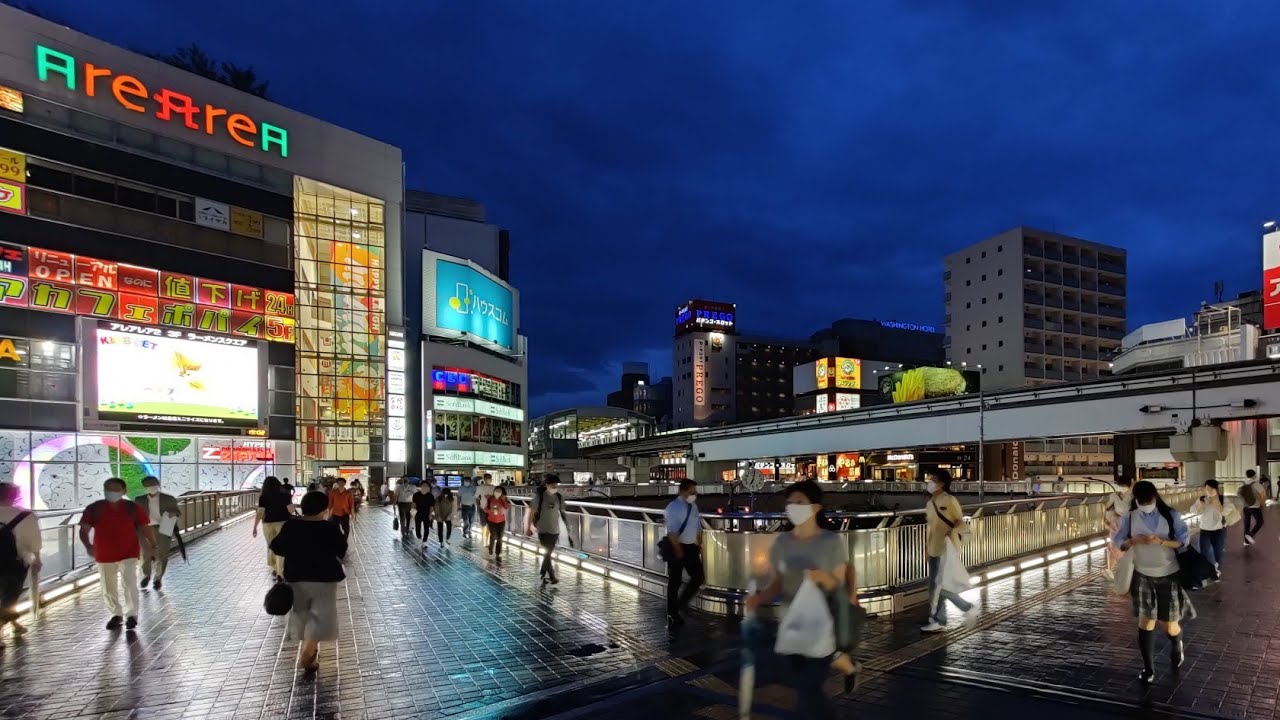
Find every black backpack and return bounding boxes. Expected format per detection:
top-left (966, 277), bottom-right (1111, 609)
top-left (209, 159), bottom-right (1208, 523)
top-left (0, 511), bottom-right (31, 575)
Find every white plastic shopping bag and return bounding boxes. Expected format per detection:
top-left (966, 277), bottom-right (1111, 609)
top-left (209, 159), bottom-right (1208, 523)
top-left (773, 577), bottom-right (836, 658)
top-left (937, 541), bottom-right (971, 598)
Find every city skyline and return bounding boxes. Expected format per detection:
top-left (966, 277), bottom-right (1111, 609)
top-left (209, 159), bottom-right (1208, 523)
top-left (36, 0), bottom-right (1276, 415)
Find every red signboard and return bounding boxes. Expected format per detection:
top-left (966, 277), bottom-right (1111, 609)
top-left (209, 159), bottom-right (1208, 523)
top-left (1266, 232), bottom-right (1280, 333)
top-left (0, 241), bottom-right (294, 343)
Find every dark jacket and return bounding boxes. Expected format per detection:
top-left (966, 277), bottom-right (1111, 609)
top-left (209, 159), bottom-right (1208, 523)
top-left (268, 518), bottom-right (347, 583)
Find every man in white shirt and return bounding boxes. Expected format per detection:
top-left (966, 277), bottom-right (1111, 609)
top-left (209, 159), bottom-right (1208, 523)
top-left (663, 479), bottom-right (703, 627)
top-left (1242, 470), bottom-right (1267, 546)
top-left (0, 481), bottom-right (41, 635)
top-left (135, 476), bottom-right (180, 591)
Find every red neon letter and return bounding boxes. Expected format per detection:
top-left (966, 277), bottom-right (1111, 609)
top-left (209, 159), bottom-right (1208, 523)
top-left (83, 63), bottom-right (111, 97)
top-left (153, 89), bottom-right (200, 130)
top-left (204, 105), bottom-right (227, 136)
top-left (111, 75), bottom-right (147, 112)
top-left (226, 113), bottom-right (257, 148)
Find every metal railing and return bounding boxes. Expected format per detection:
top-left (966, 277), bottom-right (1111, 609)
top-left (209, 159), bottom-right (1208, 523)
top-left (506, 487), bottom-right (1206, 611)
top-left (23, 490), bottom-right (259, 614)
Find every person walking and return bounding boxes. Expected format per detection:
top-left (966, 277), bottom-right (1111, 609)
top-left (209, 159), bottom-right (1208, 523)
top-left (921, 469), bottom-right (976, 633)
top-left (458, 477), bottom-right (479, 539)
top-left (1104, 477), bottom-right (1134, 580)
top-left (528, 475), bottom-right (572, 585)
top-left (1241, 470), bottom-right (1266, 546)
top-left (745, 480), bottom-right (857, 719)
top-left (395, 477), bottom-right (417, 536)
top-left (485, 485), bottom-right (511, 559)
top-left (350, 479), bottom-right (365, 510)
top-left (135, 476), bottom-right (180, 591)
top-left (478, 473), bottom-right (496, 545)
top-left (269, 491), bottom-right (347, 672)
top-left (1191, 479), bottom-right (1233, 581)
top-left (79, 478), bottom-right (157, 631)
top-left (0, 482), bottom-right (39, 637)
top-left (413, 479), bottom-right (435, 545)
top-left (252, 476), bottom-right (295, 580)
top-left (1113, 480), bottom-right (1195, 683)
top-left (435, 488), bottom-right (457, 546)
top-left (328, 477), bottom-right (354, 540)
top-left (664, 479), bottom-right (704, 627)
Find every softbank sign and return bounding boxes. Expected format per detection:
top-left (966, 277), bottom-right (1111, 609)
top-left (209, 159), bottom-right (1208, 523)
top-left (33, 45), bottom-right (289, 158)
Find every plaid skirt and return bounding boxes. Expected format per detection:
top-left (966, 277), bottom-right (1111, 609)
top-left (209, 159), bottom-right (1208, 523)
top-left (1131, 572), bottom-right (1196, 622)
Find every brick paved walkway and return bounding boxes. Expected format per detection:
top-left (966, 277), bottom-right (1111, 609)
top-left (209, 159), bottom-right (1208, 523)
top-left (1, 504), bottom-right (1276, 719)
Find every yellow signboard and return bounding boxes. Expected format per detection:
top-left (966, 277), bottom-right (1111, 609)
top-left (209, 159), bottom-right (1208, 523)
top-left (0, 85), bottom-right (22, 113)
top-left (230, 206), bottom-right (264, 238)
top-left (0, 180), bottom-right (26, 215)
top-left (0, 147), bottom-right (25, 184)
top-left (835, 357), bottom-right (862, 389)
top-left (814, 358), bottom-right (830, 389)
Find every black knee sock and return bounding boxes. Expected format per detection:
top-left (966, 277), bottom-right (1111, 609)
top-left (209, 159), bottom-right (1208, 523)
top-left (1139, 629), bottom-right (1155, 671)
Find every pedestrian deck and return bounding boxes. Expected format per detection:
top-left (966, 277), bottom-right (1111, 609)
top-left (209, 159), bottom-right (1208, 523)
top-left (0, 504), bottom-right (1277, 719)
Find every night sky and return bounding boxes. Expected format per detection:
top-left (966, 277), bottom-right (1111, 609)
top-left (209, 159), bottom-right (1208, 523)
top-left (29, 0), bottom-right (1280, 415)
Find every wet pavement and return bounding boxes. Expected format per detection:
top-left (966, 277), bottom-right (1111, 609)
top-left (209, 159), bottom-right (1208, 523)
top-left (0, 504), bottom-right (1276, 719)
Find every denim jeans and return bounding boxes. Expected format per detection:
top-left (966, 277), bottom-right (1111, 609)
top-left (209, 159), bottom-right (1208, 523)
top-left (1199, 528), bottom-right (1226, 569)
top-left (786, 655), bottom-right (834, 719)
top-left (927, 554), bottom-right (972, 624)
top-left (460, 505), bottom-right (476, 536)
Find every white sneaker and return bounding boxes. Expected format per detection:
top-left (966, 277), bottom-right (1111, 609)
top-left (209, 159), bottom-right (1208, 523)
top-left (962, 603), bottom-right (981, 626)
top-left (921, 621), bottom-right (946, 633)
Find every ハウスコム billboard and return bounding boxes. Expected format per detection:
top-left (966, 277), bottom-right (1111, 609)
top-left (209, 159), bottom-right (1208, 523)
top-left (425, 254), bottom-right (517, 351)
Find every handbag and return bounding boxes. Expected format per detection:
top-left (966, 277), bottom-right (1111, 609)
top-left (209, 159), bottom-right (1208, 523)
top-left (831, 584), bottom-right (866, 655)
top-left (264, 581), bottom-right (293, 616)
top-left (657, 503), bottom-right (694, 562)
top-left (1177, 545), bottom-right (1216, 590)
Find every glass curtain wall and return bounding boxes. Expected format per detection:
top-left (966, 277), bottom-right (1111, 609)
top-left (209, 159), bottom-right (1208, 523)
top-left (293, 177), bottom-right (386, 473)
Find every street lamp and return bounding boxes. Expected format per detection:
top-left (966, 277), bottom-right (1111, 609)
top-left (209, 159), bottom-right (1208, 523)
top-left (974, 365), bottom-right (985, 501)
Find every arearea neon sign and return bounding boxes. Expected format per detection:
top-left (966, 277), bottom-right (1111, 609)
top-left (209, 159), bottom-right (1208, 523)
top-left (34, 45), bottom-right (289, 158)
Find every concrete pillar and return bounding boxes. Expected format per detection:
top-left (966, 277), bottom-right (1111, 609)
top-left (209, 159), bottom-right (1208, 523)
top-left (1113, 433), bottom-right (1137, 482)
top-left (1170, 425), bottom-right (1226, 486)
top-left (1182, 460), bottom-right (1215, 485)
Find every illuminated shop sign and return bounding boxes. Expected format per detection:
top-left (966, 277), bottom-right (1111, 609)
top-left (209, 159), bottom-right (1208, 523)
top-left (0, 240), bottom-right (295, 342)
top-left (200, 440), bottom-right (274, 463)
top-left (815, 359), bottom-right (830, 389)
top-left (386, 327), bottom-right (406, 463)
top-left (835, 358), bottom-right (861, 389)
top-left (34, 45), bottom-right (289, 158)
top-left (878, 366), bottom-right (978, 403)
top-left (1265, 231), bottom-right (1280, 331)
top-left (676, 299), bottom-right (737, 334)
top-left (435, 258), bottom-right (513, 349)
top-left (693, 338), bottom-right (708, 420)
top-left (880, 320), bottom-right (937, 333)
top-left (431, 367), bottom-right (514, 403)
top-left (432, 449), bottom-right (524, 467)
top-left (0, 84), bottom-right (22, 113)
top-left (0, 180), bottom-right (25, 215)
top-left (432, 395), bottom-right (523, 422)
top-left (886, 453), bottom-right (916, 462)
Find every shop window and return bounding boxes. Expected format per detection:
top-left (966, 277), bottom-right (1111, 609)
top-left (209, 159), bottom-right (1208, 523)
top-left (25, 163), bottom-right (74, 193)
top-left (75, 173), bottom-right (115, 203)
top-left (117, 183), bottom-right (157, 214)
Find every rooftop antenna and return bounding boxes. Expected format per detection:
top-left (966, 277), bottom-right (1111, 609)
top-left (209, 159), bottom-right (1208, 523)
top-left (1213, 280), bottom-right (1224, 304)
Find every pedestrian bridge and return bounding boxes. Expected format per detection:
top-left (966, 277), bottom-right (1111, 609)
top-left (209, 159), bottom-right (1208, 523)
top-left (693, 361), bottom-right (1280, 461)
top-left (2, 496), bottom-right (1275, 719)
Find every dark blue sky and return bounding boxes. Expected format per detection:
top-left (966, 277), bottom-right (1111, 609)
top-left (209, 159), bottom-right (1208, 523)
top-left (33, 0), bottom-right (1280, 415)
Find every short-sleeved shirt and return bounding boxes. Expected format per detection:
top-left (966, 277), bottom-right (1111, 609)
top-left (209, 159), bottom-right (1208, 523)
top-left (413, 488), bottom-right (436, 514)
top-left (767, 530), bottom-right (848, 606)
top-left (663, 498), bottom-right (700, 545)
top-left (925, 492), bottom-right (964, 558)
top-left (533, 490), bottom-right (563, 534)
top-left (259, 491), bottom-right (292, 523)
top-left (328, 489), bottom-right (354, 517)
top-left (458, 484), bottom-right (478, 507)
top-left (1247, 481), bottom-right (1266, 509)
top-left (397, 483), bottom-right (417, 503)
top-left (82, 500), bottom-right (150, 563)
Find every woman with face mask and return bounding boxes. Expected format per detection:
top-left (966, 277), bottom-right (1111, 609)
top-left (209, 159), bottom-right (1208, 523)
top-left (1191, 479), bottom-right (1231, 581)
top-left (1113, 480), bottom-right (1194, 683)
top-left (745, 480), bottom-right (858, 715)
top-left (921, 470), bottom-right (975, 633)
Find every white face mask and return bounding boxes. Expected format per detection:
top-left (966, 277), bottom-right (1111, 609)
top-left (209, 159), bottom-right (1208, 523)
top-left (105, 491), bottom-right (124, 502)
top-left (684, 494), bottom-right (697, 505)
top-left (785, 503), bottom-right (814, 527)
top-left (926, 481), bottom-right (938, 494)
top-left (1138, 502), bottom-right (1157, 513)
top-left (146, 487), bottom-right (159, 496)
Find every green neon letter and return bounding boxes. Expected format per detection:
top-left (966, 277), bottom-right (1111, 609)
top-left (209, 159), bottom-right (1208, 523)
top-left (35, 45), bottom-right (76, 90)
top-left (260, 123), bottom-right (288, 158)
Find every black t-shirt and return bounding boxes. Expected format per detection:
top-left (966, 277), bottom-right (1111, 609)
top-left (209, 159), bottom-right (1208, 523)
top-left (413, 490), bottom-right (436, 514)
top-left (258, 492), bottom-right (292, 523)
top-left (268, 518), bottom-right (347, 582)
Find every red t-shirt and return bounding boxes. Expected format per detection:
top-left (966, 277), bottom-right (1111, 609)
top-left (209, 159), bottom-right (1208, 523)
top-left (485, 496), bottom-right (510, 523)
top-left (82, 500), bottom-right (150, 563)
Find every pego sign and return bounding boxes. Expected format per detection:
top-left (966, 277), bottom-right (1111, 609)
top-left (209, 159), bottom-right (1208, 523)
top-left (34, 45), bottom-right (289, 158)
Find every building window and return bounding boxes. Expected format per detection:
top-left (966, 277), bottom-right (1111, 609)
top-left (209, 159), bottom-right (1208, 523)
top-left (966, 324), bottom-right (971, 331)
top-left (998, 340), bottom-right (1004, 347)
top-left (981, 274), bottom-right (987, 281)
top-left (981, 251), bottom-right (987, 258)
top-left (966, 348), bottom-right (972, 355)
top-left (966, 280), bottom-right (971, 287)
top-left (982, 344), bottom-right (988, 350)
top-left (998, 316), bottom-right (1004, 323)
top-left (966, 258), bottom-right (971, 264)
top-left (998, 245), bottom-right (1003, 252)
top-left (981, 298), bottom-right (987, 305)
top-left (998, 292), bottom-right (1004, 300)
top-left (998, 269), bottom-right (1003, 277)
top-left (981, 321), bottom-right (987, 327)
top-left (998, 364), bottom-right (1005, 371)
top-left (966, 302), bottom-right (971, 309)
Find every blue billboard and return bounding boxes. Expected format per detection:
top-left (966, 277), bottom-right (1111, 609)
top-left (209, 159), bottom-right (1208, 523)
top-left (435, 259), bottom-right (514, 349)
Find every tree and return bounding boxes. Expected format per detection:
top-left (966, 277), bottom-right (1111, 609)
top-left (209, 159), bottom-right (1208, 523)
top-left (150, 43), bottom-right (269, 99)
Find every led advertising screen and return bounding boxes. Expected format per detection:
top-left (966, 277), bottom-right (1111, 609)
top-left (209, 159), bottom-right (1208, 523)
top-left (877, 366), bottom-right (981, 403)
top-left (428, 256), bottom-right (515, 350)
top-left (675, 299), bottom-right (736, 335)
top-left (89, 322), bottom-right (263, 429)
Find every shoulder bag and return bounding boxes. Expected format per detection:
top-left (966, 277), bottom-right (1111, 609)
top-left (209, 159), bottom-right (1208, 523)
top-left (657, 503), bottom-right (693, 562)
